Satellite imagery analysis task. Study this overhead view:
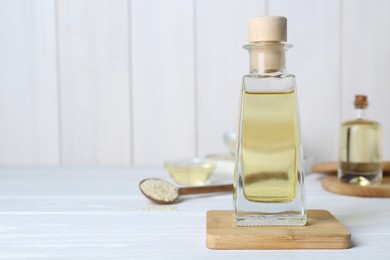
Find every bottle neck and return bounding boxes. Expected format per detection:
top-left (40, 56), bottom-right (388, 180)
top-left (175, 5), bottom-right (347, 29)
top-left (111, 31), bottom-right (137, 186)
top-left (244, 42), bottom-right (290, 75)
top-left (356, 108), bottom-right (367, 120)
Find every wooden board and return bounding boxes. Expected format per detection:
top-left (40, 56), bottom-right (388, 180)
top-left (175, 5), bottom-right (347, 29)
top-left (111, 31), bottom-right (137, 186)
top-left (206, 210), bottom-right (351, 250)
top-left (322, 176), bottom-right (390, 197)
top-left (311, 161), bottom-right (390, 175)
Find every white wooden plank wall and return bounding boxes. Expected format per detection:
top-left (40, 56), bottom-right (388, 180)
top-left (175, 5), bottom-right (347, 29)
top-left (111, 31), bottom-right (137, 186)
top-left (0, 0), bottom-right (60, 165)
top-left (131, 0), bottom-right (196, 164)
top-left (196, 0), bottom-right (266, 156)
top-left (269, 0), bottom-right (341, 162)
top-left (0, 0), bottom-right (389, 166)
top-left (342, 0), bottom-right (390, 160)
top-left (57, 0), bottom-right (131, 165)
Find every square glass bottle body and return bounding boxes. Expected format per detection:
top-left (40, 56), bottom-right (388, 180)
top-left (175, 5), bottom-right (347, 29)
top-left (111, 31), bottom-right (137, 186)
top-left (338, 117), bottom-right (382, 185)
top-left (234, 74), bottom-right (306, 226)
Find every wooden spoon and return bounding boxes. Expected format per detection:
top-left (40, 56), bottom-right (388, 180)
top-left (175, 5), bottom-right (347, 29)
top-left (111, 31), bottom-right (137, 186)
top-left (139, 178), bottom-right (233, 204)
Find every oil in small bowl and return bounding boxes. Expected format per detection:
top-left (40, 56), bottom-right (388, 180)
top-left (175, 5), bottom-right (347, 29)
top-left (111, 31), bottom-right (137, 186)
top-left (164, 158), bottom-right (216, 186)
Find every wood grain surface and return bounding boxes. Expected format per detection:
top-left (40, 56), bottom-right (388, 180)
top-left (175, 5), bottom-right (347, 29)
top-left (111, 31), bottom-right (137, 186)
top-left (311, 161), bottom-right (390, 175)
top-left (206, 210), bottom-right (351, 250)
top-left (322, 176), bottom-right (390, 198)
top-left (1, 167), bottom-right (390, 259)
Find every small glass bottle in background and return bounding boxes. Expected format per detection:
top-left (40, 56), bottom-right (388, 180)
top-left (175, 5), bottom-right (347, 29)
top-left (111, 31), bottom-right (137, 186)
top-left (338, 95), bottom-right (383, 186)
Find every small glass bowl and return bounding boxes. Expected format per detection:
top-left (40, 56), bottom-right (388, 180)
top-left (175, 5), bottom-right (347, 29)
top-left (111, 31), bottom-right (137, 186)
top-left (164, 158), bottom-right (216, 186)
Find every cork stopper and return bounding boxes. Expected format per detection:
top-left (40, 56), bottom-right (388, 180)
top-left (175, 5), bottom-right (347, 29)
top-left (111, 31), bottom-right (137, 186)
top-left (249, 16), bottom-right (287, 43)
top-left (354, 95), bottom-right (368, 109)
top-left (246, 16), bottom-right (288, 73)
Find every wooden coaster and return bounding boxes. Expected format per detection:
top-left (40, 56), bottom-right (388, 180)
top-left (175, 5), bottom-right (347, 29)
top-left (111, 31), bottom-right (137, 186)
top-left (311, 161), bottom-right (390, 175)
top-left (206, 210), bottom-right (351, 250)
top-left (322, 175), bottom-right (390, 197)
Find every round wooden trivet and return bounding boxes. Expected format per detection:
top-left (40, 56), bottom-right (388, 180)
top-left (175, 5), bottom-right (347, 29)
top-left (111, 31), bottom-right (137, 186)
top-left (311, 161), bottom-right (390, 175)
top-left (322, 176), bottom-right (390, 197)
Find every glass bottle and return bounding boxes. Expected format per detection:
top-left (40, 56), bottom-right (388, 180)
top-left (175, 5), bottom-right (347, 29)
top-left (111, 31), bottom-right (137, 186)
top-left (338, 95), bottom-right (382, 186)
top-left (234, 16), bottom-right (306, 226)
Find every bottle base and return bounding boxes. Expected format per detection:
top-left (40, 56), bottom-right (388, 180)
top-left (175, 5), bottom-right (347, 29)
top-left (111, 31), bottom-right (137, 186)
top-left (339, 171), bottom-right (382, 186)
top-left (234, 211), bottom-right (307, 227)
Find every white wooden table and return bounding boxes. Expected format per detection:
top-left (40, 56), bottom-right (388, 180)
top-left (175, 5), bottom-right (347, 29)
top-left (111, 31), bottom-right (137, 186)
top-left (0, 167), bottom-right (389, 259)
